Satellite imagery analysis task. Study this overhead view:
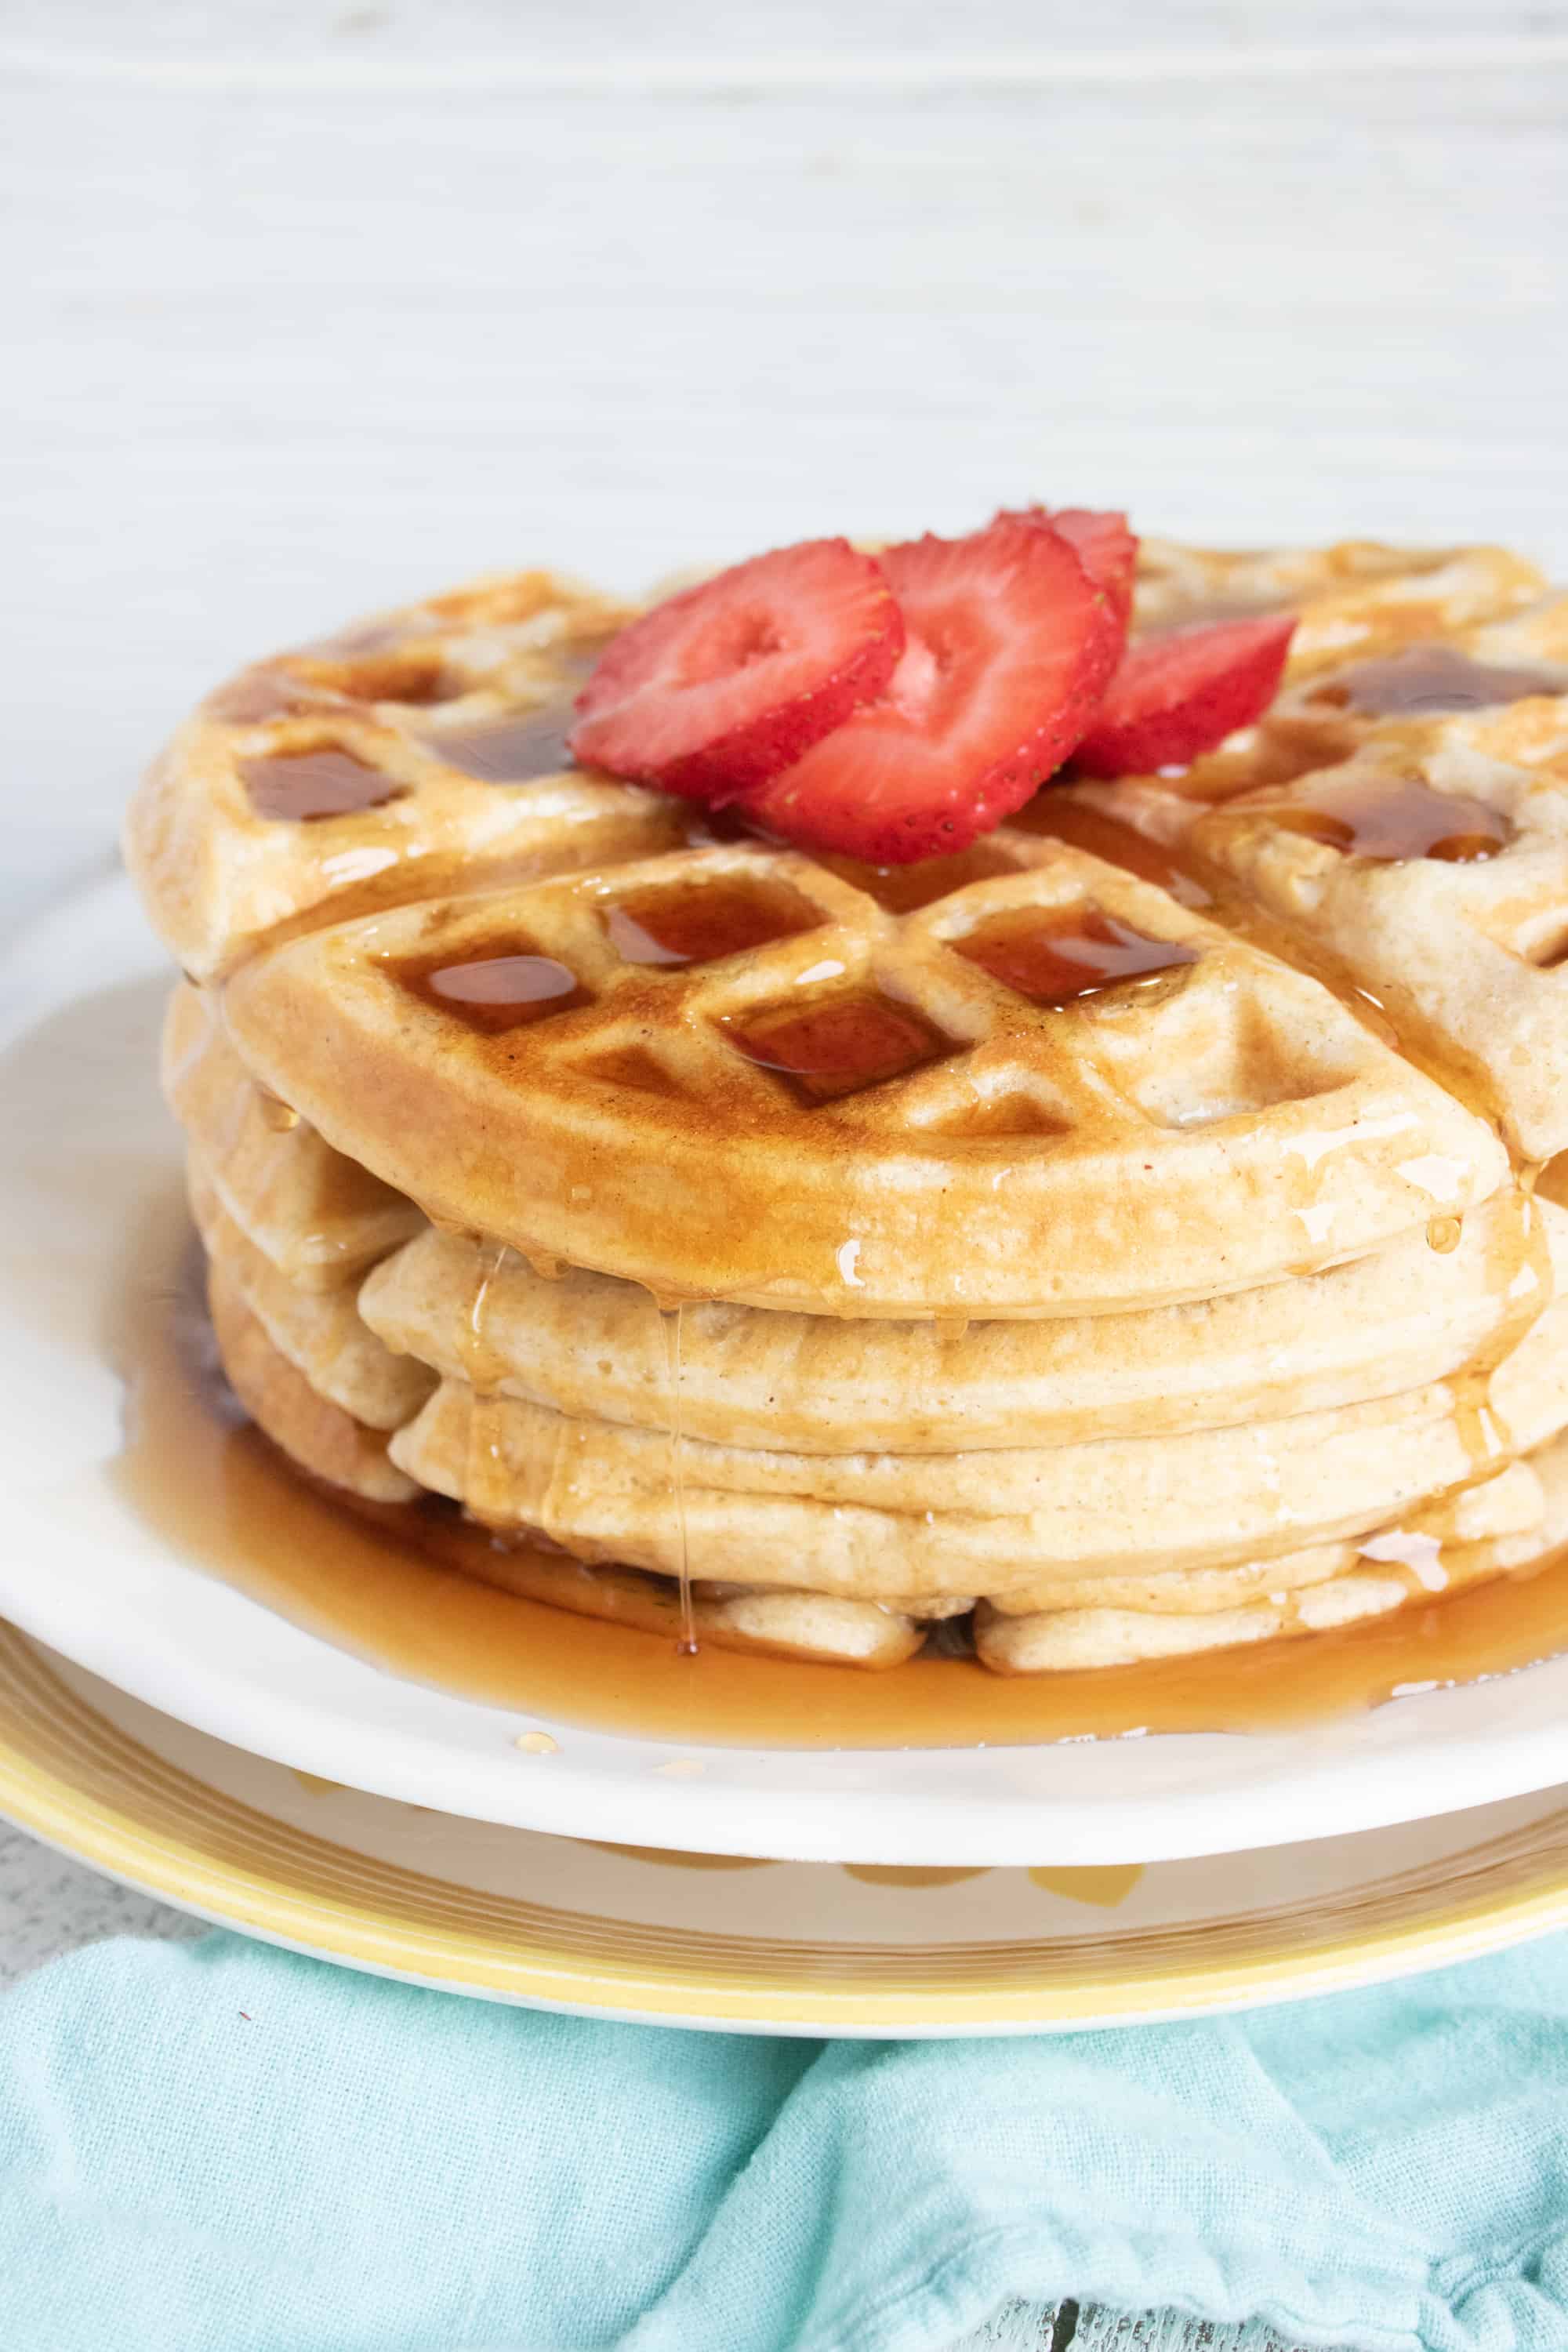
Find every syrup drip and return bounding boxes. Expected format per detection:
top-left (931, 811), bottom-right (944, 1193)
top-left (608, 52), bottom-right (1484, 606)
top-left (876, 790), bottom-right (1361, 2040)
top-left (660, 1301), bottom-right (698, 1654)
top-left (1307, 644), bottom-right (1568, 717)
top-left (604, 876), bottom-right (820, 967)
top-left (1018, 786), bottom-right (1523, 1145)
top-left (1243, 773), bottom-right (1512, 866)
top-left (397, 945), bottom-right (588, 1034)
top-left (721, 992), bottom-right (954, 1104)
top-left (109, 1225), bottom-right (1568, 1750)
top-left (255, 1086), bottom-right (301, 1134)
top-left (461, 1241), bottom-right (515, 1533)
top-left (952, 903), bottom-right (1200, 1007)
top-left (241, 747), bottom-right (405, 822)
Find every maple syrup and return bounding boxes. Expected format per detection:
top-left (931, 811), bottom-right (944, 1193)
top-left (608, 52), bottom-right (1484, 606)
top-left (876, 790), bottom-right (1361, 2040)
top-left (720, 992), bottom-right (954, 1103)
top-left (1307, 644), bottom-right (1568, 717)
top-left (951, 903), bottom-right (1201, 1007)
top-left (423, 706), bottom-right (579, 784)
top-left (1132, 590), bottom-right (1295, 635)
top-left (460, 1243), bottom-right (519, 1532)
top-left (1231, 773), bottom-right (1512, 866)
top-left (241, 746), bottom-right (406, 822)
top-left (207, 670), bottom-right (329, 725)
top-left (396, 944), bottom-right (588, 1033)
top-left (108, 1212), bottom-right (1568, 1750)
top-left (603, 876), bottom-right (821, 967)
top-left (1009, 790), bottom-right (1215, 908)
top-left (820, 842), bottom-right (1022, 913)
top-left (293, 649), bottom-right (464, 707)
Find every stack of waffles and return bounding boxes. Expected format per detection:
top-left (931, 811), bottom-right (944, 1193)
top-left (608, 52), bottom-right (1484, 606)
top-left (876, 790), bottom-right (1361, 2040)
top-left (128, 540), bottom-right (1568, 1674)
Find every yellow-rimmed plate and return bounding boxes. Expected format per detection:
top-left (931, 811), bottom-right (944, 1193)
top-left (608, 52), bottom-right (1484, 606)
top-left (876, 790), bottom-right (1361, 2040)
top-left (13, 877), bottom-right (1568, 1875)
top-left (5, 1623), bottom-right (1568, 2033)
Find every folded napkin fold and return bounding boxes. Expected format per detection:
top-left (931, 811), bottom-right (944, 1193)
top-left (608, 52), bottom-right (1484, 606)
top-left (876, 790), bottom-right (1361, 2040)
top-left (2, 1927), bottom-right (1568, 2351)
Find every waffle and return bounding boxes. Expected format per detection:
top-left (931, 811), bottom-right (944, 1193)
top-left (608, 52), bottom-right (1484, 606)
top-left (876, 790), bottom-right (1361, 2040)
top-left (1069, 742), bottom-right (1568, 1163)
top-left (974, 1492), bottom-right (1563, 1670)
top-left (358, 1200), bottom-right (1559, 1453)
top-left (1263, 593), bottom-right (1568, 779)
top-left (386, 1291), bottom-right (1568, 1594)
top-left (187, 1168), bottom-right (434, 1430)
top-left (164, 985), bottom-right (423, 1287)
top-left (128, 533), bottom-right (1568, 1673)
top-left (206, 1262), bottom-right (418, 1504)
top-left (202, 1262), bottom-right (930, 1671)
top-left (1132, 539), bottom-right (1545, 662)
top-left (219, 837), bottom-right (1505, 1316)
top-left (982, 1455), bottom-right (1547, 1615)
top-left (126, 572), bottom-right (686, 985)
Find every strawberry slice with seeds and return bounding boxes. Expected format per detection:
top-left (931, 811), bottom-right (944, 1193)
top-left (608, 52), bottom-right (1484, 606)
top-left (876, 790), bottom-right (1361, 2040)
top-left (999, 506), bottom-right (1138, 632)
top-left (568, 539), bottom-right (903, 798)
top-left (738, 520), bottom-right (1125, 864)
top-left (1068, 614), bottom-right (1298, 779)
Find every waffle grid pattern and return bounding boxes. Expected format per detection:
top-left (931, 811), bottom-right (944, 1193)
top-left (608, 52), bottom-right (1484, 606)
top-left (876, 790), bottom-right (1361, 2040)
top-left (128, 534), bottom-right (1568, 1670)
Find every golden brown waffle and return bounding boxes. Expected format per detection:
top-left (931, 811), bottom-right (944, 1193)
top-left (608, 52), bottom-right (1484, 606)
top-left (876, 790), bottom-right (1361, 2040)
top-left (983, 1456), bottom-right (1545, 1616)
top-left (206, 1262), bottom-right (418, 1504)
top-left (1080, 741), bottom-right (1568, 1162)
top-left (126, 572), bottom-right (688, 984)
top-left (220, 837), bottom-right (1505, 1316)
top-left (201, 1262), bottom-right (928, 1669)
top-left (358, 1198), bottom-right (1560, 1453)
top-left (1265, 591), bottom-right (1568, 777)
top-left (163, 985), bottom-right (423, 1287)
top-left (974, 1503), bottom-right (1559, 1670)
top-left (387, 1290), bottom-right (1568, 1594)
top-left (187, 1167), bottom-right (434, 1430)
top-left (126, 535), bottom-right (1568, 1671)
top-left (466, 1548), bottom-right (931, 1669)
top-left (1132, 539), bottom-right (1545, 662)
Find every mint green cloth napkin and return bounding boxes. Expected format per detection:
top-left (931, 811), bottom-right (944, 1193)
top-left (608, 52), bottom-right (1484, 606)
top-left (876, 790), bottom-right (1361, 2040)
top-left (3, 1929), bottom-right (1568, 2351)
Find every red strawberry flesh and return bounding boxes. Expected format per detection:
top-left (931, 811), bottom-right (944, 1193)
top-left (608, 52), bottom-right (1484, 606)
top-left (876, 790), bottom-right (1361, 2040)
top-left (998, 506), bottom-right (1138, 632)
top-left (1068, 614), bottom-right (1298, 780)
top-left (738, 520), bottom-right (1125, 864)
top-left (568, 539), bottom-right (903, 798)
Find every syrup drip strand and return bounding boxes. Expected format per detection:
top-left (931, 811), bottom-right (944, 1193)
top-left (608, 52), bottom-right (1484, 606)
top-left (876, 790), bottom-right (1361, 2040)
top-left (463, 1240), bottom-right (514, 1530)
top-left (110, 1209), bottom-right (1568, 1748)
top-left (661, 1301), bottom-right (697, 1654)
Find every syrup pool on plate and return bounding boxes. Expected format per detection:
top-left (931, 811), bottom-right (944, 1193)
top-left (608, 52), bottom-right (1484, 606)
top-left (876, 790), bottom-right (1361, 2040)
top-left (110, 1193), bottom-right (1568, 1754)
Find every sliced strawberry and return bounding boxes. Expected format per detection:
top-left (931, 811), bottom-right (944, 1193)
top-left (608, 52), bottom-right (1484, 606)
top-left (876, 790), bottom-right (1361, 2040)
top-left (999, 506), bottom-right (1138, 632)
top-left (1068, 614), bottom-right (1298, 779)
top-left (568, 539), bottom-right (903, 798)
top-left (739, 518), bottom-right (1125, 864)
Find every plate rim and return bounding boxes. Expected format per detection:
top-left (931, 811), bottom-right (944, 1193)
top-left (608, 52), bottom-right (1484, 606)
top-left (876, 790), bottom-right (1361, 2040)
top-left (6, 1621), bottom-right (1568, 2034)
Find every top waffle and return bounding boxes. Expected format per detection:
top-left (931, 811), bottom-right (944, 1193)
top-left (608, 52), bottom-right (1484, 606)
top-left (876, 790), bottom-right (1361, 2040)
top-left (129, 535), bottom-right (1557, 1317)
top-left (125, 570), bottom-right (684, 985)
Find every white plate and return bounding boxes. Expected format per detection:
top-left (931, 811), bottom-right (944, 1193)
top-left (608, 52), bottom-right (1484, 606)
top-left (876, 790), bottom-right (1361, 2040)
top-left (10, 1624), bottom-right (1568, 2033)
top-left (6, 870), bottom-right (1568, 1867)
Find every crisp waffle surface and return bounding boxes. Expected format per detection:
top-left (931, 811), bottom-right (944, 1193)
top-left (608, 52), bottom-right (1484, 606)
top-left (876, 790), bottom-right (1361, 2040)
top-left (129, 533), bottom-right (1568, 1671)
top-left (126, 572), bottom-right (684, 985)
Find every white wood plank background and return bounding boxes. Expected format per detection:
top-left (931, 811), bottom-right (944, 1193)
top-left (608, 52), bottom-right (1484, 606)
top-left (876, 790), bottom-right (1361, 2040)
top-left (5, 5), bottom-right (1568, 926)
top-left (2, 6), bottom-right (1567, 2004)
